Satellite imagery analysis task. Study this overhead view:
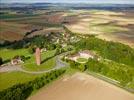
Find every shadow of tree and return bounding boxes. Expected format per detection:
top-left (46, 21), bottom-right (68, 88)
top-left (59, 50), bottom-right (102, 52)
top-left (41, 56), bottom-right (55, 64)
top-left (3, 59), bottom-right (10, 64)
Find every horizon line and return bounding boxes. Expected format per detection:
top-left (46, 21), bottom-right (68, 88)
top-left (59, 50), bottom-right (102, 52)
top-left (1, 2), bottom-right (134, 5)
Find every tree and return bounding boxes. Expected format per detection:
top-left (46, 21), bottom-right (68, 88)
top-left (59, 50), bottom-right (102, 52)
top-left (28, 46), bottom-right (35, 54)
top-left (0, 57), bottom-right (3, 65)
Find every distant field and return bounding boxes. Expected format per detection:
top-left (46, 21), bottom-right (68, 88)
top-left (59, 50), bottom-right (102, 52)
top-left (1, 10), bottom-right (134, 46)
top-left (65, 10), bottom-right (134, 47)
top-left (0, 21), bottom-right (31, 41)
top-left (0, 12), bottom-right (64, 41)
top-left (27, 27), bottom-right (64, 38)
top-left (0, 13), bottom-right (41, 20)
top-left (5, 12), bottom-right (64, 26)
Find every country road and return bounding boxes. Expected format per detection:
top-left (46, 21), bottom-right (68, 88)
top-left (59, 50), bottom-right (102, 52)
top-left (0, 53), bottom-right (69, 74)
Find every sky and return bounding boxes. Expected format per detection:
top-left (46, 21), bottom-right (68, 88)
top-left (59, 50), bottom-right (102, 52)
top-left (1, 0), bottom-right (134, 4)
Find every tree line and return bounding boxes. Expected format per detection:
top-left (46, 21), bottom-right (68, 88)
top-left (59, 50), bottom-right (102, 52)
top-left (74, 37), bottom-right (134, 67)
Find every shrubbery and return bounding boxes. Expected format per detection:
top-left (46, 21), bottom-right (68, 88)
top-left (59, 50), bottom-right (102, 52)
top-left (86, 59), bottom-right (134, 87)
top-left (0, 57), bottom-right (3, 65)
top-left (68, 60), bottom-right (87, 72)
top-left (0, 68), bottom-right (66, 100)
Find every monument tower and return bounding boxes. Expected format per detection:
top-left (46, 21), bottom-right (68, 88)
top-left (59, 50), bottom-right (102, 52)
top-left (35, 48), bottom-right (41, 66)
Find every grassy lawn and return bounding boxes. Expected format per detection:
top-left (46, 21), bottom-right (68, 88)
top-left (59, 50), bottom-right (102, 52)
top-left (22, 50), bottom-right (56, 71)
top-left (0, 48), bottom-right (30, 61)
top-left (0, 48), bottom-right (57, 71)
top-left (76, 58), bottom-right (88, 63)
top-left (0, 72), bottom-right (45, 91)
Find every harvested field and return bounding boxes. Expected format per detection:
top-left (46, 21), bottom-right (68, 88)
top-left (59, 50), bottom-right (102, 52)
top-left (29, 73), bottom-right (134, 100)
top-left (65, 10), bottom-right (134, 47)
top-left (6, 12), bottom-right (65, 26)
top-left (0, 21), bottom-right (31, 41)
top-left (27, 27), bottom-right (64, 38)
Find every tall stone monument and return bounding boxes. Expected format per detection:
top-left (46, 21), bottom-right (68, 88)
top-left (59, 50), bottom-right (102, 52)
top-left (35, 48), bottom-right (41, 66)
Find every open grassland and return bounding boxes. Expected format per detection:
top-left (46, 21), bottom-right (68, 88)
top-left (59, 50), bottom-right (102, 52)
top-left (65, 10), bottom-right (134, 47)
top-left (0, 72), bottom-right (45, 91)
top-left (0, 48), bottom-right (29, 61)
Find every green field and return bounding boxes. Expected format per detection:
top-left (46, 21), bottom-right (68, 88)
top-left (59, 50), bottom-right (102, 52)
top-left (0, 49), bottom-right (57, 91)
top-left (0, 14), bottom-right (40, 20)
top-left (22, 50), bottom-right (56, 71)
top-left (0, 72), bottom-right (45, 91)
top-left (0, 48), bottom-right (29, 61)
top-left (0, 48), bottom-right (57, 71)
top-left (76, 57), bottom-right (88, 63)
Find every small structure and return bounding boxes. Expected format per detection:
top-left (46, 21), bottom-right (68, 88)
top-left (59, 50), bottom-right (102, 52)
top-left (41, 48), bottom-right (47, 53)
top-left (35, 48), bottom-right (41, 66)
top-left (11, 56), bottom-right (24, 65)
top-left (67, 50), bottom-right (98, 63)
top-left (79, 50), bottom-right (95, 59)
top-left (68, 53), bottom-right (80, 61)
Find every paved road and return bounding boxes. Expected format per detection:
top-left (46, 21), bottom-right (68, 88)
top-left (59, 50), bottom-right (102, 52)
top-left (0, 53), bottom-right (69, 74)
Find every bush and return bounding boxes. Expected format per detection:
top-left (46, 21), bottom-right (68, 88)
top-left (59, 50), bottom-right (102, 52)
top-left (0, 57), bottom-right (3, 65)
top-left (0, 84), bottom-right (33, 100)
top-left (28, 46), bottom-right (35, 54)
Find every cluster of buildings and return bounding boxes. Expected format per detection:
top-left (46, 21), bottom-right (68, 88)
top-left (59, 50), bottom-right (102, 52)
top-left (66, 50), bottom-right (100, 63)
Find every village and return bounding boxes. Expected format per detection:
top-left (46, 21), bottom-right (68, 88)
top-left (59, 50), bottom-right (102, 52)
top-left (0, 2), bottom-right (134, 100)
top-left (0, 28), bottom-right (99, 74)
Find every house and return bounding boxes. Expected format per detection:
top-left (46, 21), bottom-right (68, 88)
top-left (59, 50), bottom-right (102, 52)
top-left (67, 50), bottom-right (99, 62)
top-left (79, 50), bottom-right (95, 59)
top-left (11, 56), bottom-right (24, 65)
top-left (68, 53), bottom-right (80, 61)
top-left (41, 48), bottom-right (47, 53)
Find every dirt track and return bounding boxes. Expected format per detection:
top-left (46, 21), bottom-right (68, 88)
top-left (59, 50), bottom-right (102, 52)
top-left (29, 72), bottom-right (134, 100)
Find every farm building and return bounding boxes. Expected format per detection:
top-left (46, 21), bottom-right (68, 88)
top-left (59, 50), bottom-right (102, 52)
top-left (11, 56), bottom-right (24, 65)
top-left (79, 50), bottom-right (95, 59)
